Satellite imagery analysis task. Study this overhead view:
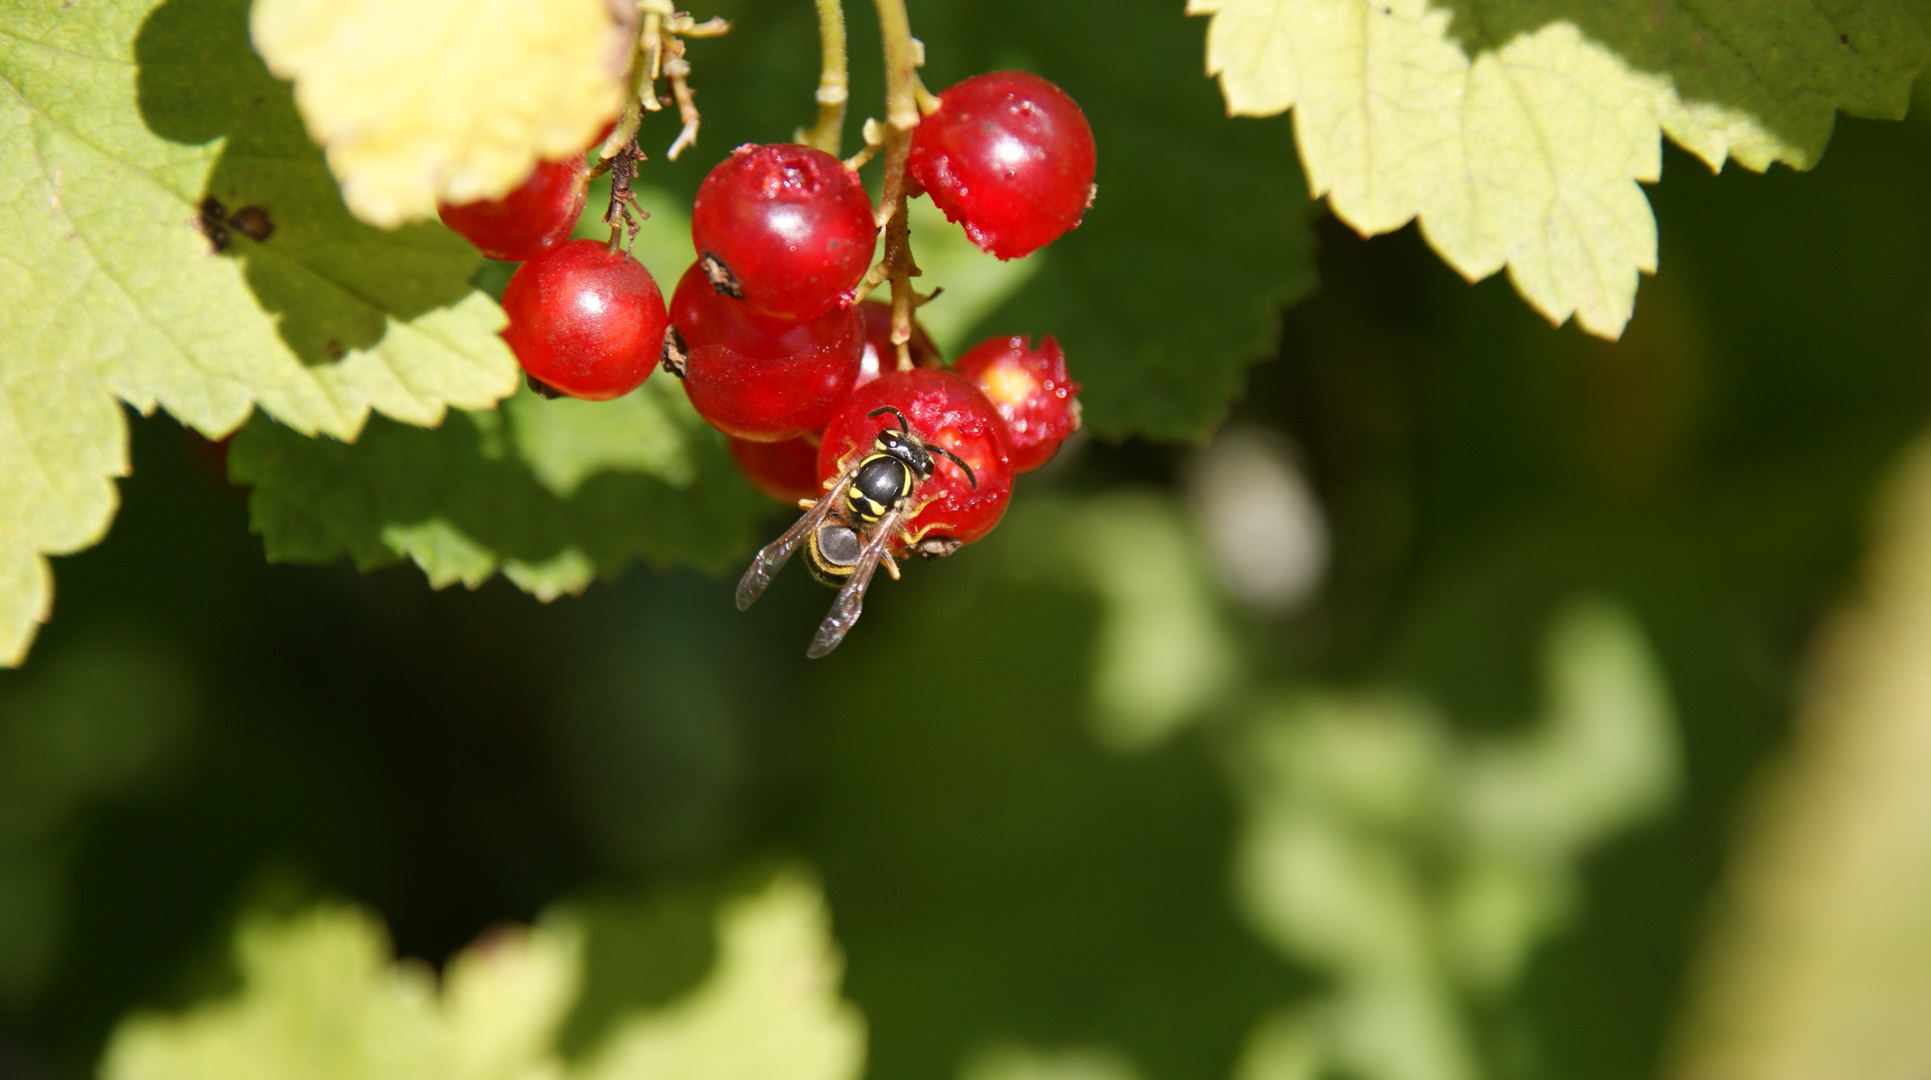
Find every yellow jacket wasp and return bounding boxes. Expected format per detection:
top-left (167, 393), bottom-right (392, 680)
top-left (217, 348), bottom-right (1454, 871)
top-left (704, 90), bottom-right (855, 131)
top-left (735, 406), bottom-right (976, 657)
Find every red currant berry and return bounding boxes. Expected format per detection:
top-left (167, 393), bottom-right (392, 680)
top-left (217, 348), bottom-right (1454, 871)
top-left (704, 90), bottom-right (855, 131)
top-left (729, 434), bottom-right (823, 504)
top-left (818, 368), bottom-right (1013, 550)
top-left (909, 71), bottom-right (1096, 260)
top-left (500, 239), bottom-right (667, 401)
top-left (438, 157), bottom-right (589, 262)
top-left (855, 300), bottom-right (941, 390)
top-left (669, 263), bottom-right (863, 441)
top-left (690, 143), bottom-right (877, 321)
top-left (951, 334), bottom-right (1081, 473)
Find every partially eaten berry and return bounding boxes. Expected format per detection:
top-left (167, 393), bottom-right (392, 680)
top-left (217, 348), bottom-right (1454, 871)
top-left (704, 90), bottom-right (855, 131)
top-left (951, 334), bottom-right (1081, 473)
top-left (817, 368), bottom-right (1013, 550)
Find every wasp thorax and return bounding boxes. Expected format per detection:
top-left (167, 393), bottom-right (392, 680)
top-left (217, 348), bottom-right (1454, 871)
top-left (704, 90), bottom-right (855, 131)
top-left (849, 453), bottom-right (916, 525)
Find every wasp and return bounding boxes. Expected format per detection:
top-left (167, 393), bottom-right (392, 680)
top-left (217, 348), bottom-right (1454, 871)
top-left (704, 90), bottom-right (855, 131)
top-left (736, 406), bottom-right (976, 657)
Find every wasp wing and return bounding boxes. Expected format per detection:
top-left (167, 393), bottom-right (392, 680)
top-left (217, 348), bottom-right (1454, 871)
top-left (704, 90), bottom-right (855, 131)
top-left (806, 506), bottom-right (905, 658)
top-left (736, 474), bottom-right (853, 611)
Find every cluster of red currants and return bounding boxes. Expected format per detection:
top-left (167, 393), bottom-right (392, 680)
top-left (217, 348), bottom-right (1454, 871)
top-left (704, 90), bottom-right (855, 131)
top-left (438, 70), bottom-right (1094, 574)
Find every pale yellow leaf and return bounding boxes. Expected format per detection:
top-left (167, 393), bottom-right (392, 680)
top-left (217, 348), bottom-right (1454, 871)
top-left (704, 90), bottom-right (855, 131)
top-left (252, 0), bottom-right (628, 227)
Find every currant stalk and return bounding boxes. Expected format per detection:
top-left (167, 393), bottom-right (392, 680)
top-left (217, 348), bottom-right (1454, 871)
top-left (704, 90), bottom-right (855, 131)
top-left (871, 0), bottom-right (924, 373)
top-left (797, 0), bottom-right (848, 156)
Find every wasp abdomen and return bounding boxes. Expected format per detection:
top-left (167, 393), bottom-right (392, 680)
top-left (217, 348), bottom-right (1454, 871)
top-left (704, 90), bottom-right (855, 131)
top-left (806, 522), bottom-right (865, 585)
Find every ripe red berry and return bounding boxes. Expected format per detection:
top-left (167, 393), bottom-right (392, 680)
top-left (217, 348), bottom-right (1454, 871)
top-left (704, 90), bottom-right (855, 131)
top-left (818, 368), bottom-right (1012, 551)
top-left (669, 263), bottom-right (863, 441)
top-left (855, 300), bottom-right (940, 389)
top-left (500, 240), bottom-right (667, 401)
top-left (951, 334), bottom-right (1081, 473)
top-left (438, 157), bottom-right (589, 262)
top-left (691, 143), bottom-right (877, 321)
top-left (909, 71), bottom-right (1096, 260)
top-left (729, 434), bottom-right (823, 504)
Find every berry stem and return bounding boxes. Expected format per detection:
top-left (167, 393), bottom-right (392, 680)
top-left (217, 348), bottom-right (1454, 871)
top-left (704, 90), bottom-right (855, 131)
top-left (871, 0), bottom-right (923, 370)
top-left (798, 0), bottom-right (848, 156)
top-left (618, 2), bottom-right (727, 162)
top-left (663, 37), bottom-right (702, 160)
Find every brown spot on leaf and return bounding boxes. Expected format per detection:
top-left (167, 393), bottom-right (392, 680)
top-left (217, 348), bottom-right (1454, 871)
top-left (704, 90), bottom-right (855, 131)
top-left (323, 339), bottom-right (345, 360)
top-left (230, 204), bottom-right (275, 242)
top-left (198, 196), bottom-right (231, 253)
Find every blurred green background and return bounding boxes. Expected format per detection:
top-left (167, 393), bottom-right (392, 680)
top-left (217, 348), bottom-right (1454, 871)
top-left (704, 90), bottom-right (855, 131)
top-left (7, 2), bottom-right (1931, 1079)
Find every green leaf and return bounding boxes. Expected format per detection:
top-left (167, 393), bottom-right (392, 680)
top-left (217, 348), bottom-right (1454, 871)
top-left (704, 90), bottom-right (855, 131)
top-left (94, 874), bottom-right (862, 1080)
top-left (1189, 0), bottom-right (1931, 338)
top-left (910, 0), bottom-right (1319, 439)
top-left (0, 0), bottom-right (519, 665)
top-left (251, 0), bottom-right (626, 227)
top-left (98, 906), bottom-right (581, 1080)
top-left (574, 872), bottom-right (866, 1080)
top-left (229, 377), bottom-right (775, 599)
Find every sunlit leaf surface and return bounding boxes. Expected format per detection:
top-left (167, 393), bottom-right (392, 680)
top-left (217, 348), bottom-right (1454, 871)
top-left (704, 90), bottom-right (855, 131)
top-left (0, 0), bottom-right (517, 664)
top-left (1190, 0), bottom-right (1931, 337)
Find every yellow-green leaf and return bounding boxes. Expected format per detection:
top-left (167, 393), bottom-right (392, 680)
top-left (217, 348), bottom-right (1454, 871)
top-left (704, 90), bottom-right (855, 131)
top-left (99, 907), bottom-right (582, 1080)
top-left (576, 872), bottom-right (865, 1080)
top-left (251, 0), bottom-right (627, 227)
top-left (1189, 0), bottom-right (1931, 338)
top-left (0, 0), bottom-right (520, 666)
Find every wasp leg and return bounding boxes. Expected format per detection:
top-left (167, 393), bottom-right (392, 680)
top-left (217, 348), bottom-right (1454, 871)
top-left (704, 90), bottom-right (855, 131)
top-left (882, 552), bottom-right (901, 581)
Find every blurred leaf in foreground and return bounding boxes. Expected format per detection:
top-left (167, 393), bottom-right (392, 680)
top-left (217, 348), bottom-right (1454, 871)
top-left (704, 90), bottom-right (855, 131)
top-left (251, 0), bottom-right (626, 227)
top-left (1229, 600), bottom-right (1678, 1080)
top-left (96, 873), bottom-right (861, 1080)
top-left (1189, 0), bottom-right (1929, 338)
top-left (575, 872), bottom-right (865, 1080)
top-left (99, 907), bottom-right (578, 1080)
top-left (957, 1044), bottom-right (1147, 1080)
top-left (1669, 435), bottom-right (1931, 1080)
top-left (0, 0), bottom-right (517, 664)
top-left (1003, 494), bottom-right (1239, 752)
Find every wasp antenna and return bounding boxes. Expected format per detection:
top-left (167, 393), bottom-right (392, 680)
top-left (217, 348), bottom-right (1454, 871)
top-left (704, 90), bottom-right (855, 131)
top-left (866, 404), bottom-right (911, 433)
top-left (934, 446), bottom-right (977, 490)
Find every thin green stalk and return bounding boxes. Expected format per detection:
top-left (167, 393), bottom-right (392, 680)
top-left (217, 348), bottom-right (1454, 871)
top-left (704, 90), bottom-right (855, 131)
top-left (871, 0), bottom-right (921, 369)
top-left (798, 0), bottom-right (849, 155)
